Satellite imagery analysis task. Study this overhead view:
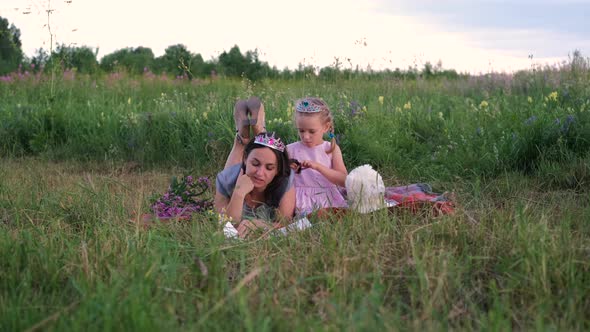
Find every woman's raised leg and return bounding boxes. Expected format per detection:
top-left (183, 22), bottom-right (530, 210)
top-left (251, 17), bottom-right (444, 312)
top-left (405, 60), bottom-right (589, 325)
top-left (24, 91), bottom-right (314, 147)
top-left (224, 99), bottom-right (250, 169)
top-left (246, 96), bottom-right (266, 136)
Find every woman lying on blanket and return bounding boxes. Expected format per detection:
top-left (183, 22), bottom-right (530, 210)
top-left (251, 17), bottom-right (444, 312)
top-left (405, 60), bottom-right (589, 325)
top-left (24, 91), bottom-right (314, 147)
top-left (214, 97), bottom-right (295, 238)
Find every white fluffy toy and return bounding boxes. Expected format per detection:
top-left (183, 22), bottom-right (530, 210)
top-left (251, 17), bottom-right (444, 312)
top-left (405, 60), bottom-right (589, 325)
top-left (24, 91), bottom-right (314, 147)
top-left (345, 164), bottom-right (386, 214)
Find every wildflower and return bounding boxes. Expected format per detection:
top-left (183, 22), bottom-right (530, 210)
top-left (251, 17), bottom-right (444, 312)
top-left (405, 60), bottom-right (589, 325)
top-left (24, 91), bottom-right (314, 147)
top-left (202, 112), bottom-right (208, 120)
top-left (150, 175), bottom-right (213, 219)
top-left (438, 112), bottom-right (444, 120)
top-left (524, 115), bottom-right (537, 125)
top-left (350, 100), bottom-right (361, 112)
top-left (527, 96), bottom-right (533, 103)
top-left (548, 91), bottom-right (558, 102)
top-left (127, 97), bottom-right (132, 105)
top-left (479, 100), bottom-right (489, 109)
top-left (218, 213), bottom-right (233, 225)
top-left (403, 101), bottom-right (412, 110)
top-left (378, 96), bottom-right (384, 105)
top-left (561, 115), bottom-right (575, 134)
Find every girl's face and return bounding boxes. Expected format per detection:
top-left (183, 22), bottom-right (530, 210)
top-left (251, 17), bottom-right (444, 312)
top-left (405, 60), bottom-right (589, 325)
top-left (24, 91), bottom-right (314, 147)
top-left (244, 147), bottom-right (279, 190)
top-left (295, 114), bottom-right (330, 148)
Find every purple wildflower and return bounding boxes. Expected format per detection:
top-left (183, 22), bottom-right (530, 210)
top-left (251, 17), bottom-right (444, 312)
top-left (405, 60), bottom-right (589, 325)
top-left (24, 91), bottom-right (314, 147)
top-left (150, 174), bottom-right (213, 219)
top-left (561, 115), bottom-right (575, 134)
top-left (524, 115), bottom-right (537, 126)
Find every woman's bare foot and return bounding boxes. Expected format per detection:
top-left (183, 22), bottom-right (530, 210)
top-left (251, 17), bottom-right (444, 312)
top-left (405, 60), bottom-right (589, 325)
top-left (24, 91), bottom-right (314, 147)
top-left (234, 99), bottom-right (251, 144)
top-left (246, 96), bottom-right (266, 136)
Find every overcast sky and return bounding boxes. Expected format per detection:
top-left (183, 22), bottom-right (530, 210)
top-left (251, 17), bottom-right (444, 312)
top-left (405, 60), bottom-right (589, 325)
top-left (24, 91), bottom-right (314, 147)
top-left (1, 0), bottom-right (589, 74)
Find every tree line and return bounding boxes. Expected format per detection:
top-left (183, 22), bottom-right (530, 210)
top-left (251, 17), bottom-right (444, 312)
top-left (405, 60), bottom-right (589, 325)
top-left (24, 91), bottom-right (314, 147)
top-left (1, 16), bottom-right (461, 81)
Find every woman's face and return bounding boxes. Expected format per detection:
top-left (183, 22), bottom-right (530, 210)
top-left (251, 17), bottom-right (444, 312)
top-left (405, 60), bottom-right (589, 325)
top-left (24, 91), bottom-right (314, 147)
top-left (295, 114), bottom-right (329, 148)
top-left (244, 147), bottom-right (279, 190)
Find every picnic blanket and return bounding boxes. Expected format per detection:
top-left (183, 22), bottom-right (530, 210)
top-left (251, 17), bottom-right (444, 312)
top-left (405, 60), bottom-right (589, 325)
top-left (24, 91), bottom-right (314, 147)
top-left (137, 182), bottom-right (454, 234)
top-left (261, 183), bottom-right (455, 237)
top-left (384, 183), bottom-right (455, 216)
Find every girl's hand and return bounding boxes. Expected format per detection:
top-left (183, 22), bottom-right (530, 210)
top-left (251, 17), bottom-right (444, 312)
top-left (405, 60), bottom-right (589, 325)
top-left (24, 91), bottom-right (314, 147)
top-left (234, 169), bottom-right (254, 197)
top-left (301, 160), bottom-right (320, 171)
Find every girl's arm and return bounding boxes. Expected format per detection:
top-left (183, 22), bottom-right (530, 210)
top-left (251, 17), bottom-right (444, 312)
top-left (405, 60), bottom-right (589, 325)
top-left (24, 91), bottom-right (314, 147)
top-left (302, 145), bottom-right (348, 187)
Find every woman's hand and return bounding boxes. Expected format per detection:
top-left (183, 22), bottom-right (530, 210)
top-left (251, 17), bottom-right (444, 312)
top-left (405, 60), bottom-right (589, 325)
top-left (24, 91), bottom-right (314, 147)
top-left (233, 169), bottom-right (254, 197)
top-left (237, 219), bottom-right (272, 239)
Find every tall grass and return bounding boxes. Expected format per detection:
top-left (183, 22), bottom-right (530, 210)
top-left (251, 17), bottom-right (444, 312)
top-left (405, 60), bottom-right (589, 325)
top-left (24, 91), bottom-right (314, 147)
top-left (2, 61), bottom-right (589, 184)
top-left (1, 56), bottom-right (590, 330)
top-left (0, 160), bottom-right (588, 331)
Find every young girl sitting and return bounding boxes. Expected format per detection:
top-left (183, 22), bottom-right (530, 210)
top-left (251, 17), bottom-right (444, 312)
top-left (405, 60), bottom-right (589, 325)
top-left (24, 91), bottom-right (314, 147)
top-left (287, 97), bottom-right (348, 216)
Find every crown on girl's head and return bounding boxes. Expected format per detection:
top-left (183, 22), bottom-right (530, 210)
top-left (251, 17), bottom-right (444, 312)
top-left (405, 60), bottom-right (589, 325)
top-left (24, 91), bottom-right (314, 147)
top-left (295, 99), bottom-right (323, 113)
top-left (254, 132), bottom-right (285, 152)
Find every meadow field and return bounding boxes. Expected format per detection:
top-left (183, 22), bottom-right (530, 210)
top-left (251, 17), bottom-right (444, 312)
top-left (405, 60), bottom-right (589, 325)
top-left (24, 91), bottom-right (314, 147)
top-left (1, 59), bottom-right (589, 331)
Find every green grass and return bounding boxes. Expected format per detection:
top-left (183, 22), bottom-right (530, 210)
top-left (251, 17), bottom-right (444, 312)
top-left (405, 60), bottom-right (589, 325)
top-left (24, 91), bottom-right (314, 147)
top-left (0, 159), bottom-right (588, 331)
top-left (1, 60), bottom-right (590, 330)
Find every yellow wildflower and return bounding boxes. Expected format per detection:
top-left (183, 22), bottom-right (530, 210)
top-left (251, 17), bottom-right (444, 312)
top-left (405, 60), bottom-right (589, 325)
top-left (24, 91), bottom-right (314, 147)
top-left (202, 112), bottom-right (208, 120)
top-left (479, 100), bottom-right (489, 109)
top-left (127, 97), bottom-right (132, 105)
top-left (403, 101), bottom-right (412, 110)
top-left (548, 91), bottom-right (558, 101)
top-left (438, 112), bottom-right (444, 120)
top-left (527, 96), bottom-right (533, 103)
top-left (378, 96), bottom-right (384, 105)
top-left (218, 213), bottom-right (233, 224)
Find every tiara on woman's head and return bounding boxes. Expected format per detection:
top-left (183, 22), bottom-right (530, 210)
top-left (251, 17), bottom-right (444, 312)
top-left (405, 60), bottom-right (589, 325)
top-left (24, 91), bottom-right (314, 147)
top-left (254, 132), bottom-right (285, 152)
top-left (295, 99), bottom-right (323, 113)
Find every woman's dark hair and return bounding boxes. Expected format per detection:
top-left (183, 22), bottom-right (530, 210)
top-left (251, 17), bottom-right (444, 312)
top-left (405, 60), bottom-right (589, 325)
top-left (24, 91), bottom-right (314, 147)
top-left (242, 132), bottom-right (291, 208)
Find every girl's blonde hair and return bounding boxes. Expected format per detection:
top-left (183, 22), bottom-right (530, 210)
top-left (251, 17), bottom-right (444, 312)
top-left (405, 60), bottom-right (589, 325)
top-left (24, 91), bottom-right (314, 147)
top-left (293, 97), bottom-right (337, 153)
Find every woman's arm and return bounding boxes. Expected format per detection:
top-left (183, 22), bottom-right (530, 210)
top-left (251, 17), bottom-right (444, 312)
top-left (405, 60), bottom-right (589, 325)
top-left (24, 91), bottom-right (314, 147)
top-left (214, 171), bottom-right (254, 225)
top-left (276, 185), bottom-right (296, 222)
top-left (214, 191), bottom-right (245, 225)
top-left (301, 145), bottom-right (348, 187)
top-left (234, 186), bottom-right (295, 238)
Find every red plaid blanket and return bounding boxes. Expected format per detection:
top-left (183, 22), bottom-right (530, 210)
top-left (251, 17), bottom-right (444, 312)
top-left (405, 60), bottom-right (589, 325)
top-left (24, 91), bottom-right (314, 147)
top-left (384, 183), bottom-right (454, 216)
top-left (313, 183), bottom-right (454, 220)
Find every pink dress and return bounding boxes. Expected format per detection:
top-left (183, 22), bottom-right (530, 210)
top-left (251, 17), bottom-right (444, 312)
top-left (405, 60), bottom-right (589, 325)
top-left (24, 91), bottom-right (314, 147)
top-left (287, 141), bottom-right (348, 215)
